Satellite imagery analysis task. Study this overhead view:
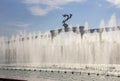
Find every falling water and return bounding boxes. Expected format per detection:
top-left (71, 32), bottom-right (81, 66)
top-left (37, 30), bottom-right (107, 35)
top-left (0, 14), bottom-right (120, 69)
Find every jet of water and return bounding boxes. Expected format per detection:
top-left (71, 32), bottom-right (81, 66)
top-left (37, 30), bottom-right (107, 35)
top-left (108, 13), bottom-right (117, 27)
top-left (84, 21), bottom-right (89, 31)
top-left (99, 19), bottom-right (105, 28)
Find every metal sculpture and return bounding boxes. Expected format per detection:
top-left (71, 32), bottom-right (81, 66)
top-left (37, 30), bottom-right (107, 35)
top-left (62, 14), bottom-right (72, 28)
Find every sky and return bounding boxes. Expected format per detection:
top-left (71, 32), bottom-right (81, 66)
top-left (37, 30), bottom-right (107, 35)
top-left (0, 0), bottom-right (120, 36)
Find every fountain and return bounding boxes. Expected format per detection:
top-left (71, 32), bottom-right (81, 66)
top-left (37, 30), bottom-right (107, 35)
top-left (0, 14), bottom-right (120, 66)
top-left (0, 14), bottom-right (120, 81)
top-left (0, 15), bottom-right (119, 64)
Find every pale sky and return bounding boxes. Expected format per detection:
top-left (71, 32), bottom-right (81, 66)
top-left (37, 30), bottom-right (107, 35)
top-left (0, 0), bottom-right (120, 36)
